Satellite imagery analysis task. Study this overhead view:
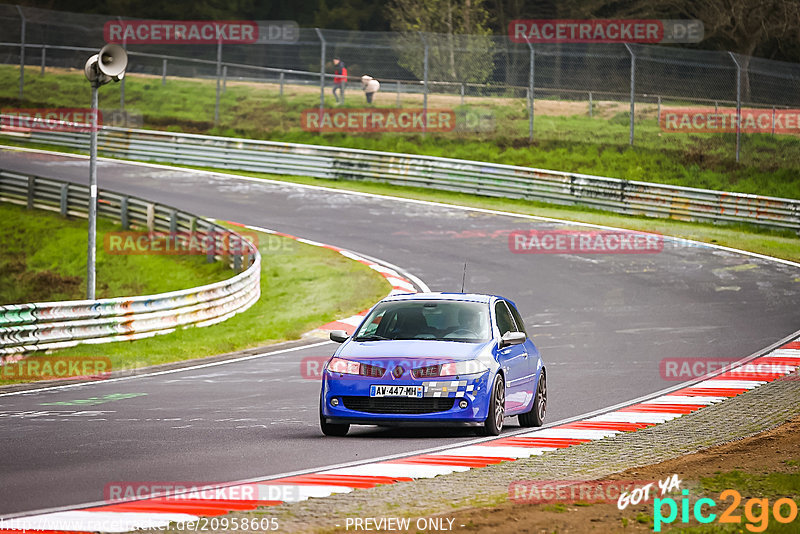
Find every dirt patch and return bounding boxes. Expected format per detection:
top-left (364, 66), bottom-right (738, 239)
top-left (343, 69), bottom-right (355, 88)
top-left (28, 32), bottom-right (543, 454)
top-left (438, 415), bottom-right (800, 533)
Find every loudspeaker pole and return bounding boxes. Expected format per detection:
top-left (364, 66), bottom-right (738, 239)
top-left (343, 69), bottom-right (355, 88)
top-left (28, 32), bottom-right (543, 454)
top-left (87, 81), bottom-right (98, 300)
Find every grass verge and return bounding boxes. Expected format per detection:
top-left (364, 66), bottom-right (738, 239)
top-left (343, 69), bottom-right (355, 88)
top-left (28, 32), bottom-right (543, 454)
top-left (2, 65), bottom-right (800, 199)
top-left (0, 201), bottom-right (231, 304)
top-left (0, 214), bottom-right (391, 385)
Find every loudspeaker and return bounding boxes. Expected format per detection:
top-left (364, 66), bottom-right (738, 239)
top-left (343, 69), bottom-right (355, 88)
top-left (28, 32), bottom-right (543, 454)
top-left (84, 44), bottom-right (128, 85)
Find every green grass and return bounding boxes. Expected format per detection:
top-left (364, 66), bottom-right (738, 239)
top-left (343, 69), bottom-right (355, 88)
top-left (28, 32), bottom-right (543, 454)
top-left (2, 65), bottom-right (800, 199)
top-left (662, 470), bottom-right (800, 533)
top-left (1, 224), bottom-right (389, 383)
top-left (0, 202), bottom-right (231, 304)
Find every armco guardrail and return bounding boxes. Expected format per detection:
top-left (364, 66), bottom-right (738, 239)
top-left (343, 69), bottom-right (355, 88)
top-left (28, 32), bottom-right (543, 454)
top-left (0, 169), bottom-right (260, 360)
top-left (2, 119), bottom-right (800, 232)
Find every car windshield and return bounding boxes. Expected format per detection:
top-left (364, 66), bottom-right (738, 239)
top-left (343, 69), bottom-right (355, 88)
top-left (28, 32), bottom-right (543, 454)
top-left (353, 300), bottom-right (491, 342)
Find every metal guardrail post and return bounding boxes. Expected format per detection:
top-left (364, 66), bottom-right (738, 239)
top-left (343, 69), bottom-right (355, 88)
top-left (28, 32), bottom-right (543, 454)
top-left (657, 95), bottom-right (661, 123)
top-left (161, 59), bottom-right (167, 86)
top-left (121, 195), bottom-right (129, 229)
top-left (40, 45), bottom-right (46, 76)
top-left (59, 183), bottom-right (68, 216)
top-left (589, 91), bottom-right (593, 117)
top-left (729, 52), bottom-right (742, 163)
top-left (215, 39), bottom-right (222, 127)
top-left (26, 175), bottom-right (34, 209)
top-left (169, 209), bottom-right (177, 233)
top-left (279, 71), bottom-right (284, 97)
top-left (16, 5), bottom-right (25, 99)
top-left (146, 203), bottom-right (154, 232)
top-left (625, 43), bottom-right (636, 146)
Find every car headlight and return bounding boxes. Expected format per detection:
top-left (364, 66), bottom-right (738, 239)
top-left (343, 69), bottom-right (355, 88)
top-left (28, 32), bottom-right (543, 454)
top-left (412, 360), bottom-right (488, 378)
top-left (326, 357), bottom-right (361, 375)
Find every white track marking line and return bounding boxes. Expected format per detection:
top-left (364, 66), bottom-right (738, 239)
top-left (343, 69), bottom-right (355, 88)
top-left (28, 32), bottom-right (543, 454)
top-left (318, 463), bottom-right (469, 478)
top-left (646, 395), bottom-right (725, 405)
top-left (0, 341), bottom-right (333, 398)
top-left (516, 428), bottom-right (620, 439)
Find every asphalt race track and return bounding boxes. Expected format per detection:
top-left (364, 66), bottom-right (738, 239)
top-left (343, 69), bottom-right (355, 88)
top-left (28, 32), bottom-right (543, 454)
top-left (1, 148), bottom-right (799, 516)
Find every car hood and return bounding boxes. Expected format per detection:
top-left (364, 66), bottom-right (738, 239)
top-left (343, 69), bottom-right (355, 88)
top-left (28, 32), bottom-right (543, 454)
top-left (337, 339), bottom-right (493, 362)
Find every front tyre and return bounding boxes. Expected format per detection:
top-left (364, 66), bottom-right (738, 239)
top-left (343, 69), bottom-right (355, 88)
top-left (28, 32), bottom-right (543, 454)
top-left (320, 404), bottom-right (349, 437)
top-left (478, 374), bottom-right (505, 436)
top-left (519, 369), bottom-right (546, 427)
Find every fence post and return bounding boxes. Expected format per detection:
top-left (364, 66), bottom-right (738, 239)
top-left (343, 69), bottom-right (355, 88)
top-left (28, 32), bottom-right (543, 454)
top-left (118, 17), bottom-right (126, 111)
top-left (729, 52), bottom-right (742, 163)
top-left (161, 59), bottom-right (167, 86)
top-left (589, 91), bottom-right (593, 117)
top-left (420, 33), bottom-right (429, 135)
top-left (60, 183), bottom-right (68, 216)
top-left (16, 6), bottom-right (25, 99)
top-left (40, 45), bottom-right (46, 76)
top-left (215, 39), bottom-right (222, 126)
top-left (772, 106), bottom-right (776, 136)
top-left (657, 95), bottom-right (661, 123)
top-left (461, 83), bottom-right (465, 106)
top-left (522, 36), bottom-right (534, 142)
top-left (396, 80), bottom-right (401, 107)
top-left (222, 65), bottom-right (227, 94)
top-left (279, 71), bottom-right (284, 96)
top-left (315, 28), bottom-right (326, 133)
top-left (625, 43), bottom-right (635, 146)
top-left (146, 203), bottom-right (155, 232)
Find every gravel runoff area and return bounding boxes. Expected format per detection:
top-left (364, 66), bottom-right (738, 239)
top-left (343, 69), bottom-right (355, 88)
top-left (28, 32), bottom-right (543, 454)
top-left (210, 366), bottom-right (800, 533)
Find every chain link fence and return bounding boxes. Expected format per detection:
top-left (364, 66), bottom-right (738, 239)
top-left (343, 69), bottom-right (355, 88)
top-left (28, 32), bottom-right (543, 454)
top-left (2, 4), bottom-right (800, 164)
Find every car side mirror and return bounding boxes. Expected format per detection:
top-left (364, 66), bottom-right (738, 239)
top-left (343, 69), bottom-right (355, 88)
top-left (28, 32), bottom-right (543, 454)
top-left (329, 330), bottom-right (349, 343)
top-left (501, 331), bottom-right (526, 347)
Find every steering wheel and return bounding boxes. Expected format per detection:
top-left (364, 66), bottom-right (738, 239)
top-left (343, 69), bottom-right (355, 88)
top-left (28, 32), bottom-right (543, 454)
top-left (445, 328), bottom-right (480, 338)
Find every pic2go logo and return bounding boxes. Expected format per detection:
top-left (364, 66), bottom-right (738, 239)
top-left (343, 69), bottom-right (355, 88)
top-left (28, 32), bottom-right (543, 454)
top-left (654, 489), bottom-right (799, 532)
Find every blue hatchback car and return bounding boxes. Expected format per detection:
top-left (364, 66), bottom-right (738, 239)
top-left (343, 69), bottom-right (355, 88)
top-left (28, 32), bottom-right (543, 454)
top-left (320, 293), bottom-right (546, 436)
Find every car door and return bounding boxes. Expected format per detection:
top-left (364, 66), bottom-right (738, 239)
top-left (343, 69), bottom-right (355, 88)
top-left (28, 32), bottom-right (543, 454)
top-left (494, 300), bottom-right (528, 412)
top-left (507, 300), bottom-right (540, 410)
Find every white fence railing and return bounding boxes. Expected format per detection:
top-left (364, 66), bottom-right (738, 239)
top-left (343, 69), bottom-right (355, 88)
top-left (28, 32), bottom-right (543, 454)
top-left (0, 169), bottom-right (261, 360)
top-left (2, 121), bottom-right (798, 232)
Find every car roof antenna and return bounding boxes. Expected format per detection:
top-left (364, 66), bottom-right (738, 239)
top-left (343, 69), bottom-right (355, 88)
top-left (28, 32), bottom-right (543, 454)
top-left (461, 261), bottom-right (467, 293)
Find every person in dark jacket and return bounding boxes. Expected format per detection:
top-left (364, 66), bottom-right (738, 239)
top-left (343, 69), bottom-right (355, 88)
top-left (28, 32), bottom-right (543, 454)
top-left (332, 57), bottom-right (347, 105)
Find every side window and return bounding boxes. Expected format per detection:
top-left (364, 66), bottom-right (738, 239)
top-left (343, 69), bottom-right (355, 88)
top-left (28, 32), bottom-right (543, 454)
top-left (506, 301), bottom-right (528, 336)
top-left (494, 301), bottom-right (516, 337)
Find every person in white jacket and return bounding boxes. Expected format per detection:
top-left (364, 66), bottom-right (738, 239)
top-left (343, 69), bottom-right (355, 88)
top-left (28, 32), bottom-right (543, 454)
top-left (361, 75), bottom-right (380, 104)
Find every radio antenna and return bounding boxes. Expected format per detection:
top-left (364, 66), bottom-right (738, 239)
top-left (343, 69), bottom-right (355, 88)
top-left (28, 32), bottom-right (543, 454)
top-left (461, 261), bottom-right (467, 293)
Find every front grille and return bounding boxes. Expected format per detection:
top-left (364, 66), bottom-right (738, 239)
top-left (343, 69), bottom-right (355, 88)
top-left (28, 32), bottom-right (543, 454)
top-left (342, 396), bottom-right (455, 414)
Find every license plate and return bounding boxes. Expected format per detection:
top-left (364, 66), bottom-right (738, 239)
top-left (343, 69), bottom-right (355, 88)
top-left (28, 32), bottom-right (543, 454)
top-left (369, 385), bottom-right (423, 398)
